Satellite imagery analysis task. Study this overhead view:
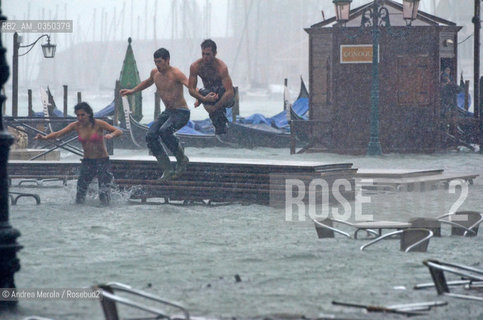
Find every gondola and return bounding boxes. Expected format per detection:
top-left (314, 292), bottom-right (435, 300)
top-left (124, 112), bottom-right (291, 149)
top-left (120, 112), bottom-right (229, 149)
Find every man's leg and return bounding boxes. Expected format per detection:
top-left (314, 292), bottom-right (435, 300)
top-left (76, 159), bottom-right (96, 204)
top-left (172, 142), bottom-right (189, 178)
top-left (97, 158), bottom-right (114, 205)
top-left (198, 87), bottom-right (229, 135)
top-left (159, 110), bottom-right (190, 178)
top-left (208, 108), bottom-right (228, 135)
top-left (146, 112), bottom-right (174, 181)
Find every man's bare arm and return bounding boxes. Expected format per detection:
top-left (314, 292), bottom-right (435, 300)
top-left (188, 63), bottom-right (204, 100)
top-left (120, 69), bottom-right (155, 96)
top-left (175, 68), bottom-right (189, 88)
top-left (212, 66), bottom-right (234, 111)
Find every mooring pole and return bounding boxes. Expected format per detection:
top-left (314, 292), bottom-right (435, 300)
top-left (63, 85), bottom-right (68, 117)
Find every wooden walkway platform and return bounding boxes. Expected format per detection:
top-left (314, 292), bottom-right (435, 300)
top-left (356, 169), bottom-right (478, 191)
top-left (8, 159), bottom-right (477, 204)
top-left (8, 157), bottom-right (356, 205)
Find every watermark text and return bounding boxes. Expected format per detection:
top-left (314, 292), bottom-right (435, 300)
top-left (0, 288), bottom-right (101, 301)
top-left (1, 20), bottom-right (73, 33)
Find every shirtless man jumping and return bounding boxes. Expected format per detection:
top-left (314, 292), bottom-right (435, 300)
top-left (188, 39), bottom-right (235, 135)
top-left (120, 48), bottom-right (189, 181)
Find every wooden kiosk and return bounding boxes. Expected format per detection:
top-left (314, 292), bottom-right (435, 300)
top-left (297, 0), bottom-right (463, 154)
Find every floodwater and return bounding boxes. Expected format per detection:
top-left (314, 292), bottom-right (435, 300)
top-left (2, 147), bottom-right (483, 320)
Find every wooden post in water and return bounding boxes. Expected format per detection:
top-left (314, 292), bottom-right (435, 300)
top-left (284, 78), bottom-right (288, 113)
top-left (290, 120), bottom-right (296, 154)
top-left (77, 91), bottom-right (82, 104)
top-left (27, 89), bottom-right (33, 116)
top-left (464, 80), bottom-right (470, 111)
top-left (47, 89), bottom-right (54, 116)
top-left (232, 86), bottom-right (239, 123)
top-left (63, 85), bottom-right (68, 117)
top-left (1, 88), bottom-right (5, 115)
top-left (114, 80), bottom-right (120, 126)
top-left (154, 92), bottom-right (160, 119)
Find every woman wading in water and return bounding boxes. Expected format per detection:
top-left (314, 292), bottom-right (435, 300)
top-left (35, 102), bottom-right (122, 205)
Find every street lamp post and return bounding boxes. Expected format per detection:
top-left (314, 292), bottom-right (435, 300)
top-left (12, 32), bottom-right (55, 117)
top-left (0, 7), bottom-right (23, 309)
top-left (333, 0), bottom-right (420, 155)
top-left (366, 0), bottom-right (383, 156)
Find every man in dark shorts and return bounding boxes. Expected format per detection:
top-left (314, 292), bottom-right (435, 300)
top-left (121, 48), bottom-right (190, 181)
top-left (188, 39), bottom-right (235, 135)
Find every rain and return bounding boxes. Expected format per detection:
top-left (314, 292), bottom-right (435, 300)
top-left (0, 1), bottom-right (482, 320)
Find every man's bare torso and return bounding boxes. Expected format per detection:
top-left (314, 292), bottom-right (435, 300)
top-left (197, 59), bottom-right (223, 89)
top-left (153, 67), bottom-right (188, 110)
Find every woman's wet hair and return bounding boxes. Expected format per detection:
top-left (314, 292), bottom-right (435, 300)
top-left (74, 102), bottom-right (95, 126)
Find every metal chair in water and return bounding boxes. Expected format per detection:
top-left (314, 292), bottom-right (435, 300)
top-left (436, 211), bottom-right (482, 237)
top-left (359, 228), bottom-right (434, 253)
top-left (313, 211), bottom-right (481, 240)
top-left (415, 260), bottom-right (483, 301)
top-left (312, 218), bottom-right (410, 240)
top-left (409, 211), bottom-right (482, 237)
top-left (9, 191), bottom-right (41, 205)
top-left (312, 219), bottom-right (433, 252)
top-left (93, 282), bottom-right (190, 320)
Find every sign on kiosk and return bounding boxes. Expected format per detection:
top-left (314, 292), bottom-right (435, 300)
top-left (340, 45), bottom-right (379, 64)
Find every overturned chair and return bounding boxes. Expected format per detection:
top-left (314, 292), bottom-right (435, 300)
top-left (415, 260), bottom-right (483, 301)
top-left (93, 282), bottom-right (190, 320)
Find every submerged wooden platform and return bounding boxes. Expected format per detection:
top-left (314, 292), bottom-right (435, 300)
top-left (7, 157), bottom-right (357, 205)
top-left (356, 169), bottom-right (478, 191)
top-left (8, 159), bottom-right (478, 204)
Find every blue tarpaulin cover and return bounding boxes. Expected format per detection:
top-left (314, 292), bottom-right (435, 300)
top-left (94, 101), bottom-right (115, 117)
top-left (457, 92), bottom-right (473, 116)
top-left (176, 96), bottom-right (310, 135)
